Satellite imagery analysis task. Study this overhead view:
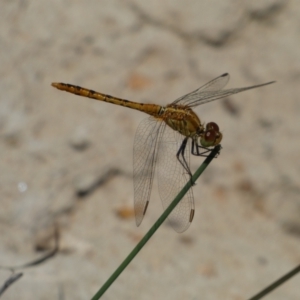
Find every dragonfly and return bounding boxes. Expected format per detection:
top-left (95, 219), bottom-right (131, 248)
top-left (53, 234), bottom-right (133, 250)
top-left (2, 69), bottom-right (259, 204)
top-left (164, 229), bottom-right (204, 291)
top-left (52, 73), bottom-right (274, 232)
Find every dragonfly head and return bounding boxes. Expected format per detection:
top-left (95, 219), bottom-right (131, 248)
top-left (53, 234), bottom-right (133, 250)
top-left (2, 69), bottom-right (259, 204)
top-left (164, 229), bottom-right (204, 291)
top-left (200, 122), bottom-right (223, 147)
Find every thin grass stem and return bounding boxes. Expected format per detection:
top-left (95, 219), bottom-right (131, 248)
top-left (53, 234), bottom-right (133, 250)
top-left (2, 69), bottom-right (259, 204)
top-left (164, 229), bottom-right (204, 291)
top-left (91, 145), bottom-right (221, 300)
top-left (248, 264), bottom-right (300, 300)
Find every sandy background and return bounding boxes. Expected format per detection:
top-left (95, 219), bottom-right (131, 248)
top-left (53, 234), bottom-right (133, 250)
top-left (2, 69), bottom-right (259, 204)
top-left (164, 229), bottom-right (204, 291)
top-left (0, 0), bottom-right (299, 299)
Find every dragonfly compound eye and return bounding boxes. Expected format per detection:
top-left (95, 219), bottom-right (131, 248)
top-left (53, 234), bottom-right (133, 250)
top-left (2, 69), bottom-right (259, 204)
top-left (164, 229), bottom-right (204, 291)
top-left (200, 129), bottom-right (223, 147)
top-left (206, 122), bottom-right (219, 132)
top-left (200, 130), bottom-right (217, 147)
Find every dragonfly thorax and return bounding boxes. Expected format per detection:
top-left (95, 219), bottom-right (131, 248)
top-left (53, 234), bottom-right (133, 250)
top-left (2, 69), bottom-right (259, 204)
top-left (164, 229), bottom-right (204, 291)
top-left (163, 105), bottom-right (204, 137)
top-left (162, 105), bottom-right (222, 147)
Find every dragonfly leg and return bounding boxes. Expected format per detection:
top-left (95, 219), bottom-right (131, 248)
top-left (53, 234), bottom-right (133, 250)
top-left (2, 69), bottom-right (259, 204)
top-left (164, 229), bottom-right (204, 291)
top-left (176, 138), bottom-right (194, 184)
top-left (191, 140), bottom-right (220, 157)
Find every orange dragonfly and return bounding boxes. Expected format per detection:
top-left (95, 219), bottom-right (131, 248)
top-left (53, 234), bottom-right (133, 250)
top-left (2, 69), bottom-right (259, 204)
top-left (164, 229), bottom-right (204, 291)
top-left (52, 73), bottom-right (274, 232)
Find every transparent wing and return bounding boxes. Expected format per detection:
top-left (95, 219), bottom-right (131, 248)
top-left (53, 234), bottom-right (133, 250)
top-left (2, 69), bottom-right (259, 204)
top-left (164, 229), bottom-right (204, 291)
top-left (157, 125), bottom-right (195, 233)
top-left (133, 117), bottom-right (165, 226)
top-left (172, 73), bottom-right (230, 105)
top-left (172, 73), bottom-right (274, 108)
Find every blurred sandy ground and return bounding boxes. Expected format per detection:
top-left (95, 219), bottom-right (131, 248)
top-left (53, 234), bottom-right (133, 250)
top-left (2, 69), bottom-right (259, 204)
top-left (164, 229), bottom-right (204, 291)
top-left (0, 0), bottom-right (299, 299)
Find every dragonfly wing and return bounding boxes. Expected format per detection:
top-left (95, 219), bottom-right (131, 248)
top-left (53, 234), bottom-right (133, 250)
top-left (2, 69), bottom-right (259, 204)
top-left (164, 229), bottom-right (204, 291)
top-left (182, 81), bottom-right (274, 108)
top-left (173, 74), bottom-right (274, 108)
top-left (157, 126), bottom-right (195, 233)
top-left (133, 117), bottom-right (165, 226)
top-left (172, 73), bottom-right (230, 105)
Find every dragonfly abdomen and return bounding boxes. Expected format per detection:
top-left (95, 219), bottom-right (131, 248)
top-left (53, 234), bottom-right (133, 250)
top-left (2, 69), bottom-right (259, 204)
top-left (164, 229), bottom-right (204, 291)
top-left (51, 82), bottom-right (162, 116)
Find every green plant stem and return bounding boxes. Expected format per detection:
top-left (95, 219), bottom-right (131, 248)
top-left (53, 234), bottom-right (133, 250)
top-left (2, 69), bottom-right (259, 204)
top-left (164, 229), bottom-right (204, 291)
top-left (91, 145), bottom-right (221, 300)
top-left (248, 264), bottom-right (300, 300)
